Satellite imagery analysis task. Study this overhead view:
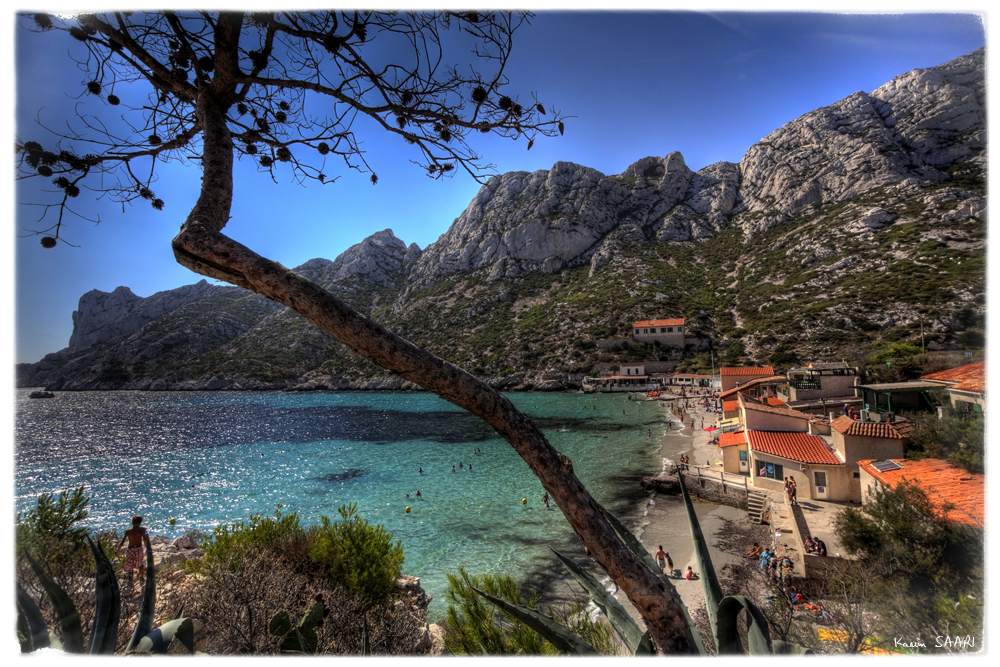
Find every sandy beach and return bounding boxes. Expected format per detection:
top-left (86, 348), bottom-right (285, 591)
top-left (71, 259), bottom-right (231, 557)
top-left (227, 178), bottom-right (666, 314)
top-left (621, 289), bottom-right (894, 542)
top-left (617, 388), bottom-right (747, 628)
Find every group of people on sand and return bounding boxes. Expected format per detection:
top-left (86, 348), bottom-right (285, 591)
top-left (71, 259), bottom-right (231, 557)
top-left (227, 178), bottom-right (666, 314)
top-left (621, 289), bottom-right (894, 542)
top-left (654, 544), bottom-right (698, 580)
top-left (744, 543), bottom-right (794, 583)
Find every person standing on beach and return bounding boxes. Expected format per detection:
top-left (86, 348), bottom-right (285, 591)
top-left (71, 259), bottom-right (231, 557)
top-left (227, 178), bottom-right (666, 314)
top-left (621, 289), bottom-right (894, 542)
top-left (789, 478), bottom-right (797, 505)
top-left (115, 515), bottom-right (152, 583)
top-left (654, 545), bottom-right (668, 573)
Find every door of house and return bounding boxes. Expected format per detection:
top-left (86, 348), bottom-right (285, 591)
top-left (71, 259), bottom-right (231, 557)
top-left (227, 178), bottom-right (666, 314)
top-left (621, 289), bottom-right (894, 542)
top-left (813, 470), bottom-right (829, 499)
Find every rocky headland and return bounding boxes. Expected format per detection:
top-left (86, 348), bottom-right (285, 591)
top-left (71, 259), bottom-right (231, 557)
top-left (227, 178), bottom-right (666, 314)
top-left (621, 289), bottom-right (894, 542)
top-left (18, 49), bottom-right (986, 392)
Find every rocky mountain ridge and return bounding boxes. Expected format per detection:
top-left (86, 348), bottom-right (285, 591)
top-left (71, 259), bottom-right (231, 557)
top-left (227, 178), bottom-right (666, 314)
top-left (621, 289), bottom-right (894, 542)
top-left (18, 49), bottom-right (986, 391)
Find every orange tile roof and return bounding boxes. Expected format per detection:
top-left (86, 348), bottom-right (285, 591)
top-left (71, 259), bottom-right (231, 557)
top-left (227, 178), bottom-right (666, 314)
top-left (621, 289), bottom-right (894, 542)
top-left (748, 431), bottom-right (842, 465)
top-left (765, 397), bottom-right (787, 407)
top-left (633, 318), bottom-right (685, 328)
top-left (921, 361), bottom-right (985, 392)
top-left (739, 395), bottom-right (811, 420)
top-left (722, 400), bottom-right (738, 412)
top-left (721, 366), bottom-right (775, 377)
top-left (718, 431), bottom-right (747, 448)
top-left (718, 376), bottom-right (787, 399)
top-left (857, 458), bottom-right (984, 527)
top-left (951, 379), bottom-right (985, 393)
top-left (831, 416), bottom-right (911, 440)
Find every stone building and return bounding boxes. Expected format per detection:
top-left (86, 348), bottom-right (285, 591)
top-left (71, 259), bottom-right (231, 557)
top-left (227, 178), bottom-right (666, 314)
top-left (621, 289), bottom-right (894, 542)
top-left (631, 318), bottom-right (685, 347)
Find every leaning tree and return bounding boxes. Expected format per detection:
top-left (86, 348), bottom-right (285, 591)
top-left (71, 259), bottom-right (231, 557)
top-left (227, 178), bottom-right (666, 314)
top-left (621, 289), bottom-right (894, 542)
top-left (15, 11), bottom-right (698, 653)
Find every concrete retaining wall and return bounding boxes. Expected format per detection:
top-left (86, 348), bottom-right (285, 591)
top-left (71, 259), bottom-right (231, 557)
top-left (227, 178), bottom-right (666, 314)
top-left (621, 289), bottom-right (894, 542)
top-left (678, 472), bottom-right (750, 510)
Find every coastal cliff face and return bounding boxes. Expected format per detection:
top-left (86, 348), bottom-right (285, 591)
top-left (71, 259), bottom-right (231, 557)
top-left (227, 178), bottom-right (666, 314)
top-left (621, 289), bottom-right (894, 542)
top-left (18, 49), bottom-right (986, 391)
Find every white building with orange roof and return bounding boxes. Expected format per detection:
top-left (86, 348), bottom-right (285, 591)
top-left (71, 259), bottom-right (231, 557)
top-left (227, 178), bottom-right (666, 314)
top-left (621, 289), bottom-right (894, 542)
top-left (714, 394), bottom-right (912, 502)
top-left (921, 360), bottom-right (985, 413)
top-left (719, 366), bottom-right (776, 392)
top-left (631, 318), bottom-right (685, 347)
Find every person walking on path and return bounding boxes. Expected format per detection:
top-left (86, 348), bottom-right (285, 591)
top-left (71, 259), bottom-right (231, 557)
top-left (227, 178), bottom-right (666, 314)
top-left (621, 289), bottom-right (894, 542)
top-left (115, 515), bottom-right (152, 583)
top-left (789, 478), bottom-right (798, 505)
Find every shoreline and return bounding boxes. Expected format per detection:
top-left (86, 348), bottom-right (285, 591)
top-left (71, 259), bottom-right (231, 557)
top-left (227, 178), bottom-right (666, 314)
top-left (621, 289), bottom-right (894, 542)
top-left (618, 389), bottom-right (747, 632)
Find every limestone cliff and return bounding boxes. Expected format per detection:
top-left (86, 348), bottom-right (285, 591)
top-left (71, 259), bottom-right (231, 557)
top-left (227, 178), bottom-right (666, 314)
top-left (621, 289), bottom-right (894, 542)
top-left (17, 49), bottom-right (986, 391)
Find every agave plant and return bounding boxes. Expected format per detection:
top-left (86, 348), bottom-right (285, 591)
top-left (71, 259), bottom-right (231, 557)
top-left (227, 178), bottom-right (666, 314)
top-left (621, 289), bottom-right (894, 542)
top-left (15, 535), bottom-right (196, 655)
top-left (469, 473), bottom-right (811, 655)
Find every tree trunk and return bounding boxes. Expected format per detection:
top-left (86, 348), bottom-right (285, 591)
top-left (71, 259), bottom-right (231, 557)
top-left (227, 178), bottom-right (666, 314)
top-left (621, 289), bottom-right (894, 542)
top-left (170, 23), bottom-right (699, 655)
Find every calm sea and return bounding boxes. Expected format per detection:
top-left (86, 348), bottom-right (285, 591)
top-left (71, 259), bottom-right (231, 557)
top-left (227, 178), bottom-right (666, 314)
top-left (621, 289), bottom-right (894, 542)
top-left (15, 389), bottom-right (669, 617)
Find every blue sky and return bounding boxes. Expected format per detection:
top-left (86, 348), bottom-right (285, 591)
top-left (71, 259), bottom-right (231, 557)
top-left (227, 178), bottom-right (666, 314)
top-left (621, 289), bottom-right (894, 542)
top-left (10, 8), bottom-right (987, 363)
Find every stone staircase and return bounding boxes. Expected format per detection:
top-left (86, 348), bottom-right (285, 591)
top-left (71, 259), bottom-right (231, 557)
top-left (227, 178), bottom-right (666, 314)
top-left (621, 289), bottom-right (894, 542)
top-left (747, 489), bottom-right (768, 524)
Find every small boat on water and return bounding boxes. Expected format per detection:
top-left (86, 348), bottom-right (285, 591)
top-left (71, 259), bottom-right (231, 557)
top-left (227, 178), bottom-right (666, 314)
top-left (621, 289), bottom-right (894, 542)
top-left (645, 390), bottom-right (661, 398)
top-left (28, 390), bottom-right (55, 399)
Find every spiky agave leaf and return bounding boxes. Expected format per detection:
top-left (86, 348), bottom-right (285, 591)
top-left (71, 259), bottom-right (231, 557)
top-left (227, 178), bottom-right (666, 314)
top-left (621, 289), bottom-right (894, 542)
top-left (24, 552), bottom-right (85, 652)
top-left (16, 583), bottom-right (51, 652)
top-left (634, 631), bottom-right (653, 655)
top-left (86, 536), bottom-right (121, 654)
top-left (550, 548), bottom-right (644, 654)
top-left (132, 617), bottom-right (195, 654)
top-left (594, 501), bottom-right (707, 655)
top-left (716, 595), bottom-right (772, 655)
top-left (470, 587), bottom-right (599, 655)
top-left (676, 471), bottom-right (725, 646)
top-left (125, 539), bottom-right (157, 652)
top-left (771, 639), bottom-right (814, 654)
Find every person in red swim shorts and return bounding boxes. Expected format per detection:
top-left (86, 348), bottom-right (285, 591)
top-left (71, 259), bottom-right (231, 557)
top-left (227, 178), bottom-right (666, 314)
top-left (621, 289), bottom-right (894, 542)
top-left (115, 514), bottom-right (152, 582)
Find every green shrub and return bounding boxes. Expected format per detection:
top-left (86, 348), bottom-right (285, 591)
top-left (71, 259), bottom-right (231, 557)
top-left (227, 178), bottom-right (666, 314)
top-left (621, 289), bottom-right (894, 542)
top-left (192, 508), bottom-right (304, 574)
top-left (309, 504), bottom-right (405, 609)
top-left (16, 486), bottom-right (91, 575)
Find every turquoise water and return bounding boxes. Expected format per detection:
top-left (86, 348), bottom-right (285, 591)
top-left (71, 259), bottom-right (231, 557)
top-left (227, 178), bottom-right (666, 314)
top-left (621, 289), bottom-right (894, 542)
top-left (15, 390), bottom-right (668, 617)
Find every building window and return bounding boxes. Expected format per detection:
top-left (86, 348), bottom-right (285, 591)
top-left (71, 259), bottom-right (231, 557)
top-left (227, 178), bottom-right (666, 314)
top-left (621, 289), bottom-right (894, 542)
top-left (814, 471), bottom-right (828, 487)
top-left (756, 461), bottom-right (783, 480)
top-left (667, 327), bottom-right (673, 332)
top-left (644, 328), bottom-right (649, 334)
top-left (739, 450), bottom-right (748, 461)
top-left (660, 327), bottom-right (666, 333)
top-left (634, 329), bottom-right (640, 335)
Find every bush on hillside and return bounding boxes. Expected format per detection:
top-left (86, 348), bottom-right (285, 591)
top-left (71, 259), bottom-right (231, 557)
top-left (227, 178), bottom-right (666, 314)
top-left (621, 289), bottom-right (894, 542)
top-left (188, 545), bottom-right (423, 655)
top-left (309, 503), bottom-right (405, 609)
top-left (187, 505), bottom-right (420, 654)
top-left (901, 405), bottom-right (984, 473)
top-left (833, 481), bottom-right (983, 642)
